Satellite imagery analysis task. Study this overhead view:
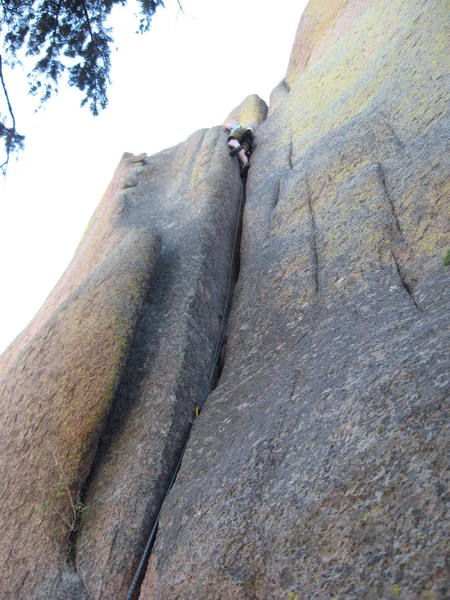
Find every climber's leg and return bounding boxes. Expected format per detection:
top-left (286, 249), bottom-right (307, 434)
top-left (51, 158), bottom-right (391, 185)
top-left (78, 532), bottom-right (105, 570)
top-left (228, 138), bottom-right (249, 168)
top-left (238, 149), bottom-right (249, 167)
top-left (238, 141), bottom-right (249, 169)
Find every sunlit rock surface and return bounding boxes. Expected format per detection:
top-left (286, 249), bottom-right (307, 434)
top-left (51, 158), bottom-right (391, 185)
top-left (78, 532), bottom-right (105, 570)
top-left (268, 79), bottom-right (289, 116)
top-left (223, 93), bottom-right (268, 128)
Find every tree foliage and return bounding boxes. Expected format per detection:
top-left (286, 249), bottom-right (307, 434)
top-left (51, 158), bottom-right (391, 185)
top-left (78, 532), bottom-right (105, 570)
top-left (0, 0), bottom-right (167, 173)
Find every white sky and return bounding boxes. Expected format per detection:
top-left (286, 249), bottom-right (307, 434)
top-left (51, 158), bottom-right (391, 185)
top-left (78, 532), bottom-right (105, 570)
top-left (0, 0), bottom-right (307, 354)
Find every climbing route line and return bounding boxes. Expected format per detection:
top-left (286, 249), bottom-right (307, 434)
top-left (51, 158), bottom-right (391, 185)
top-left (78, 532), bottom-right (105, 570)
top-left (126, 158), bottom-right (246, 600)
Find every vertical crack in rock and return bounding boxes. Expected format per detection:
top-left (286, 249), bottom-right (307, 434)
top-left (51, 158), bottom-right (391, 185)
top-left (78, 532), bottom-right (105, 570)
top-left (377, 109), bottom-right (413, 163)
top-left (391, 251), bottom-right (422, 312)
top-left (305, 49), bottom-right (313, 70)
top-left (305, 174), bottom-right (319, 300)
top-left (377, 162), bottom-right (404, 240)
top-left (126, 164), bottom-right (247, 600)
top-left (376, 163), bottom-right (422, 311)
top-left (212, 177), bottom-right (245, 391)
top-left (288, 134), bottom-right (294, 170)
top-left (272, 178), bottom-right (281, 209)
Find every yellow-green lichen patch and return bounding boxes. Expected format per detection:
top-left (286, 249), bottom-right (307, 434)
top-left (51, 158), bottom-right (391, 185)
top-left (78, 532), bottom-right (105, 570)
top-left (282, 0), bottom-right (449, 164)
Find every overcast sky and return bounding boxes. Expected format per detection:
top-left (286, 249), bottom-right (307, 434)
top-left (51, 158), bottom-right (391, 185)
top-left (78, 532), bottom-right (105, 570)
top-left (0, 0), bottom-right (307, 354)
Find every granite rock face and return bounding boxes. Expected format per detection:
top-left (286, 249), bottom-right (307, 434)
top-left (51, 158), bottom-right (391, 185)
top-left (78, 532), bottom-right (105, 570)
top-left (0, 115), bottom-right (264, 598)
top-left (141, 0), bottom-right (449, 598)
top-left (1, 0), bottom-right (449, 598)
top-left (268, 79), bottom-right (289, 116)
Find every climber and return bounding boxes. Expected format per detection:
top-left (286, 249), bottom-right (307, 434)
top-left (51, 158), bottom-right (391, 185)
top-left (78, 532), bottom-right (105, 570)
top-left (224, 123), bottom-right (254, 175)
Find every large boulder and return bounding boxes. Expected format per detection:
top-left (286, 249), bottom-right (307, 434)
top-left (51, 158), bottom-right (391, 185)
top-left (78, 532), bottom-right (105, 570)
top-left (223, 93), bottom-right (268, 128)
top-left (141, 0), bottom-right (449, 598)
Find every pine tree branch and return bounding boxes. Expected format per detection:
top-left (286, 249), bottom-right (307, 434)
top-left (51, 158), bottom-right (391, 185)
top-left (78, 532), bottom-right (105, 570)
top-left (0, 0), bottom-right (165, 174)
top-left (0, 53), bottom-right (19, 172)
top-left (81, 0), bottom-right (94, 39)
top-left (0, 54), bottom-right (17, 134)
top-left (80, 0), bottom-right (110, 72)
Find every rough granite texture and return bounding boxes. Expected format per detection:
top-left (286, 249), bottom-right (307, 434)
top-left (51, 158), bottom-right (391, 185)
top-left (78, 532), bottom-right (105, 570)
top-left (1, 0), bottom-right (449, 598)
top-left (141, 0), bottom-right (449, 599)
top-left (285, 0), bottom-right (373, 89)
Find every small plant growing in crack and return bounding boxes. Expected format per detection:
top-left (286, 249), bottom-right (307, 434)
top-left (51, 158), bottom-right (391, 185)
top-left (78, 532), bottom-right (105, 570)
top-left (443, 249), bottom-right (450, 267)
top-left (41, 446), bottom-right (89, 539)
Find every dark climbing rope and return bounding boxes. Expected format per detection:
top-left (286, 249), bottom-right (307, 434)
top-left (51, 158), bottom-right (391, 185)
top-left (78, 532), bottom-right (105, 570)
top-left (126, 157), bottom-right (246, 600)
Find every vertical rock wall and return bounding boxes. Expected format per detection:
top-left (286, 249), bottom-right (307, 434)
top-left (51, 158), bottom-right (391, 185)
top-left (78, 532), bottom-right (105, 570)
top-left (0, 116), bottom-right (264, 597)
top-left (140, 1), bottom-right (449, 598)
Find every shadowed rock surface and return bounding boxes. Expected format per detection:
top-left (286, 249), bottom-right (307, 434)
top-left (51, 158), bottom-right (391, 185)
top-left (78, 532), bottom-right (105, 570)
top-left (74, 126), bottom-right (248, 599)
top-left (141, 0), bottom-right (449, 598)
top-left (1, 0), bottom-right (449, 598)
